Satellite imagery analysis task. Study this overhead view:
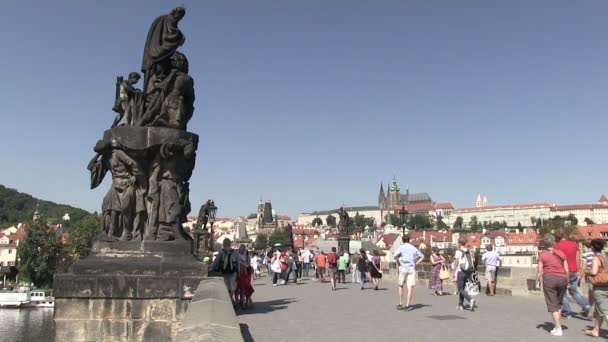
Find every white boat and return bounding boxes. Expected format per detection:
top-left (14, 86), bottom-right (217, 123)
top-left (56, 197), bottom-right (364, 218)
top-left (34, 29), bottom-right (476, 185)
top-left (0, 291), bottom-right (30, 308)
top-left (22, 290), bottom-right (54, 308)
top-left (0, 290), bottom-right (54, 308)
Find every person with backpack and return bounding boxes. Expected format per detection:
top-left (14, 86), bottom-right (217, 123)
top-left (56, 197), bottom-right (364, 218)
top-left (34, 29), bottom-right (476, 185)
top-left (211, 238), bottom-right (240, 307)
top-left (284, 250), bottom-right (298, 284)
top-left (328, 247), bottom-right (339, 291)
top-left (453, 236), bottom-right (476, 312)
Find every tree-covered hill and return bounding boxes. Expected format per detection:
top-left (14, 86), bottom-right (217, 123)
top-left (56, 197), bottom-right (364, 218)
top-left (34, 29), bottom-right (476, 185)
top-left (0, 184), bottom-right (90, 227)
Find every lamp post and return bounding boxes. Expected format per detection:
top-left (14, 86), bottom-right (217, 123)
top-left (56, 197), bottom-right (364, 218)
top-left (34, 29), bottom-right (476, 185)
top-left (207, 201), bottom-right (217, 252)
top-left (399, 205), bottom-right (408, 235)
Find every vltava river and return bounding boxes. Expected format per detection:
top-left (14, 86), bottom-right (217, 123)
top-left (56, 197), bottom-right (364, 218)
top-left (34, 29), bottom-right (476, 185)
top-left (0, 308), bottom-right (55, 342)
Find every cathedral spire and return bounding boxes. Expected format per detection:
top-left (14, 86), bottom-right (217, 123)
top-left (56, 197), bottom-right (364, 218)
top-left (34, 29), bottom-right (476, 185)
top-left (378, 181), bottom-right (386, 207)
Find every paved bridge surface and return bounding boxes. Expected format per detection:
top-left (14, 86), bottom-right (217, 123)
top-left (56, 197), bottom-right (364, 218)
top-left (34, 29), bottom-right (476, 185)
top-left (237, 275), bottom-right (600, 342)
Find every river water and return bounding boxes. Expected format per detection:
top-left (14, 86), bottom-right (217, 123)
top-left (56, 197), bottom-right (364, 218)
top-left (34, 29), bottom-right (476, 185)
top-left (0, 308), bottom-right (55, 342)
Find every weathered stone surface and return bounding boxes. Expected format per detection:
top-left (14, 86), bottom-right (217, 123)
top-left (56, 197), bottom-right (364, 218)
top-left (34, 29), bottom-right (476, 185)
top-left (98, 276), bottom-right (139, 298)
top-left (102, 320), bottom-right (132, 341)
top-left (55, 241), bottom-right (208, 341)
top-left (137, 277), bottom-right (180, 298)
top-left (54, 298), bottom-right (91, 320)
top-left (176, 277), bottom-right (243, 342)
top-left (191, 279), bottom-right (227, 303)
top-left (176, 324), bottom-right (242, 342)
top-left (149, 299), bottom-right (176, 321)
top-left (140, 321), bottom-right (174, 342)
top-left (55, 320), bottom-right (103, 342)
top-left (54, 274), bottom-right (98, 297)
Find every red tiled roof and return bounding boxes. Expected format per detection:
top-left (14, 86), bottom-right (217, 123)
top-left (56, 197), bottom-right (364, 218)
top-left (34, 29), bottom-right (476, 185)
top-left (574, 224), bottom-right (608, 241)
top-left (378, 234), bottom-right (399, 248)
top-left (506, 230), bottom-right (539, 245)
top-left (434, 202), bottom-right (454, 210)
top-left (391, 202), bottom-right (435, 212)
top-left (552, 204), bottom-right (608, 211)
top-left (458, 203), bottom-right (553, 212)
top-left (600, 195), bottom-right (608, 203)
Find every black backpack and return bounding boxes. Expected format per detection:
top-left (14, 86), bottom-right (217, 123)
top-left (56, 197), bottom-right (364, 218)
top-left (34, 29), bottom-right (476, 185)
top-left (220, 250), bottom-right (238, 274)
top-left (460, 250), bottom-right (475, 273)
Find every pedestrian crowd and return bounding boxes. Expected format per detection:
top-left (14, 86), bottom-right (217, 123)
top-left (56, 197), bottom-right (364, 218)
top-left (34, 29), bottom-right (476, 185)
top-left (211, 230), bottom-right (608, 339)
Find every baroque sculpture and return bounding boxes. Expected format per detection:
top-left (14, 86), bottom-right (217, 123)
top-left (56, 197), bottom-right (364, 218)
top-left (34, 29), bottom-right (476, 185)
top-left (335, 207), bottom-right (350, 253)
top-left (88, 5), bottom-right (198, 242)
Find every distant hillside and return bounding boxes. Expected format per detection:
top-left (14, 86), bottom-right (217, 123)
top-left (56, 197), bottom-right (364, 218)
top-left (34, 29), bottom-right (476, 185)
top-left (0, 185), bottom-right (90, 227)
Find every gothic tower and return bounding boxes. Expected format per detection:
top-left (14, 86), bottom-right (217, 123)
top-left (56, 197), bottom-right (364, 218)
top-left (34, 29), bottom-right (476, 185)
top-left (388, 177), bottom-right (400, 208)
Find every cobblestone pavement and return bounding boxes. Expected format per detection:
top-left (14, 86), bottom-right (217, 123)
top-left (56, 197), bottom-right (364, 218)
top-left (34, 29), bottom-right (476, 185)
top-left (237, 274), bottom-right (602, 342)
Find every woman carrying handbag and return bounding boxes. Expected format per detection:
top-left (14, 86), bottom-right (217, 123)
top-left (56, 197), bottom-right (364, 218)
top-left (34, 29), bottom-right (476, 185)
top-left (584, 239), bottom-right (608, 338)
top-left (429, 248), bottom-right (446, 295)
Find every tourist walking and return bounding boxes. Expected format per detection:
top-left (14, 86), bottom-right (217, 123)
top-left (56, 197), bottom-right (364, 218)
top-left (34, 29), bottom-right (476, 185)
top-left (236, 245), bottom-right (254, 309)
top-left (369, 250), bottom-right (382, 291)
top-left (357, 249), bottom-right (368, 290)
top-left (454, 236), bottom-right (476, 311)
top-left (271, 250), bottom-right (283, 286)
top-left (554, 231), bottom-right (591, 318)
top-left (351, 253), bottom-right (360, 284)
top-left (394, 235), bottom-right (424, 310)
top-left (251, 252), bottom-right (259, 281)
top-left (537, 234), bottom-right (569, 337)
top-left (328, 247), bottom-right (339, 291)
top-left (429, 247), bottom-right (445, 296)
top-left (583, 239), bottom-right (608, 338)
top-left (481, 245), bottom-right (500, 296)
top-left (581, 241), bottom-right (595, 313)
top-left (266, 247), bottom-right (274, 280)
top-left (302, 249), bottom-right (311, 277)
top-left (296, 250), bottom-right (303, 278)
top-left (316, 251), bottom-right (327, 283)
top-left (284, 250), bottom-right (298, 284)
top-left (211, 238), bottom-right (240, 307)
top-left (337, 251), bottom-right (348, 284)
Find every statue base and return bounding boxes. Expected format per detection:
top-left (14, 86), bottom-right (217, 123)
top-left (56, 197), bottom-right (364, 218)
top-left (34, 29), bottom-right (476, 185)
top-left (338, 237), bottom-right (350, 254)
top-left (53, 240), bottom-right (207, 342)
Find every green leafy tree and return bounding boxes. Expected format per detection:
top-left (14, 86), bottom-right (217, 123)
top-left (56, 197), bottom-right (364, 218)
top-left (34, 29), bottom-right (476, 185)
top-left (17, 219), bottom-right (65, 288)
top-left (565, 213), bottom-right (578, 226)
top-left (385, 214), bottom-right (404, 228)
top-left (454, 216), bottom-right (464, 229)
top-left (539, 216), bottom-right (576, 239)
top-left (65, 214), bottom-right (101, 261)
top-left (326, 215), bottom-right (337, 228)
top-left (268, 229), bottom-right (287, 247)
top-left (0, 185), bottom-right (90, 226)
top-left (254, 233), bottom-right (268, 250)
top-left (584, 218), bottom-right (595, 225)
top-left (517, 222), bottom-right (522, 229)
top-left (470, 216), bottom-right (482, 231)
top-left (311, 217), bottom-right (323, 227)
top-left (436, 215), bottom-right (448, 230)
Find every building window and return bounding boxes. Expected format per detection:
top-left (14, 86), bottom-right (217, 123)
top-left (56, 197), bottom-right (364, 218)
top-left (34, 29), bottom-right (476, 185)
top-left (8, 249), bottom-right (12, 254)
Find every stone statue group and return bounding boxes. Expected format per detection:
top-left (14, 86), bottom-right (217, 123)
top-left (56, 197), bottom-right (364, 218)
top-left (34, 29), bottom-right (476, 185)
top-left (87, 6), bottom-right (198, 242)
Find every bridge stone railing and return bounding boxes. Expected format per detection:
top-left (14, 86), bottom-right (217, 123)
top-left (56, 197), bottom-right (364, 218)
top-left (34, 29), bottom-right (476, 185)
top-left (381, 262), bottom-right (542, 296)
top-left (175, 277), bottom-right (243, 342)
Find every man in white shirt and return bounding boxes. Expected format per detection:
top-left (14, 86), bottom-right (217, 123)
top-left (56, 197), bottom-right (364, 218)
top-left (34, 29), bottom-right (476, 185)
top-left (481, 245), bottom-right (500, 296)
top-left (393, 235), bottom-right (424, 310)
top-left (302, 249), bottom-right (311, 277)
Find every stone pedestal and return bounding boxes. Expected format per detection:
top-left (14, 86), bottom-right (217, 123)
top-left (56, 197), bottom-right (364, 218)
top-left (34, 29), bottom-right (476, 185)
top-left (54, 240), bottom-right (207, 342)
top-left (338, 237), bottom-right (350, 253)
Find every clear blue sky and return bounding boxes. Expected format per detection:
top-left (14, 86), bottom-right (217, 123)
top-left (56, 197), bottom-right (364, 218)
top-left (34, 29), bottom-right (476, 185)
top-left (1, 1), bottom-right (607, 219)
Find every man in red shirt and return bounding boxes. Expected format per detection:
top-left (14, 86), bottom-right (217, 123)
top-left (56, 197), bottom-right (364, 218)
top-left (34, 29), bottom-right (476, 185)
top-left (554, 230), bottom-right (590, 318)
top-left (316, 251), bottom-right (327, 283)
